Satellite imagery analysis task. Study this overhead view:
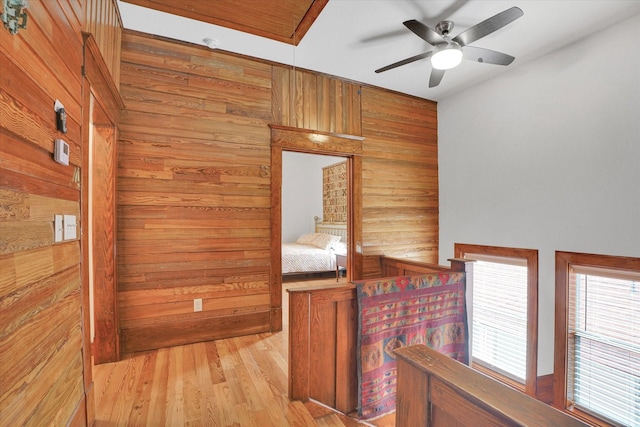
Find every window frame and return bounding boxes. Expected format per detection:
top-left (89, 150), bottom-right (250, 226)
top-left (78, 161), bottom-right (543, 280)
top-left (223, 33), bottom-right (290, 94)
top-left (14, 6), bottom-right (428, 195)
top-left (455, 243), bottom-right (539, 397)
top-left (554, 251), bottom-right (640, 425)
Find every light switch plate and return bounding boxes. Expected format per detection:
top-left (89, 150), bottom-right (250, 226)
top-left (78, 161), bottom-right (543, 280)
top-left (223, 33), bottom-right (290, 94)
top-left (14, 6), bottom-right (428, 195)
top-left (54, 215), bottom-right (63, 242)
top-left (63, 214), bottom-right (77, 240)
top-left (194, 298), bottom-right (203, 312)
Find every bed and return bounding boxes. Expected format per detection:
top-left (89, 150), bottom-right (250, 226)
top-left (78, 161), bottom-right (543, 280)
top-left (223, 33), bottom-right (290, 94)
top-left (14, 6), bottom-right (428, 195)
top-left (282, 222), bottom-right (347, 275)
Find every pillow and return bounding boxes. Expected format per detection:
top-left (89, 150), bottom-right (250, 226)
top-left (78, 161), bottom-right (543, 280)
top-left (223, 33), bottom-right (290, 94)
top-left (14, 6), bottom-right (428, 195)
top-left (296, 233), bottom-right (317, 245)
top-left (310, 233), bottom-right (341, 250)
top-left (333, 241), bottom-right (347, 255)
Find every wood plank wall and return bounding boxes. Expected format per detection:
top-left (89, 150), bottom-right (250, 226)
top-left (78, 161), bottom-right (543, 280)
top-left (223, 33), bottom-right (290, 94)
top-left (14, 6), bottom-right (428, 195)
top-left (361, 87), bottom-right (439, 277)
top-left (0, 1), bottom-right (87, 425)
top-left (117, 31), bottom-right (274, 353)
top-left (116, 31), bottom-right (439, 351)
top-left (270, 66), bottom-right (363, 285)
top-left (271, 66), bottom-right (362, 135)
top-left (85, 0), bottom-right (122, 88)
top-left (271, 66), bottom-right (438, 278)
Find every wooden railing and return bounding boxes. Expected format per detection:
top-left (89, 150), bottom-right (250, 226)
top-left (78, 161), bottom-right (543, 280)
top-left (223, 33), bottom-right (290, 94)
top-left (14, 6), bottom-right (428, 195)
top-left (381, 256), bottom-right (471, 276)
top-left (287, 257), bottom-right (470, 414)
top-left (395, 345), bottom-right (589, 427)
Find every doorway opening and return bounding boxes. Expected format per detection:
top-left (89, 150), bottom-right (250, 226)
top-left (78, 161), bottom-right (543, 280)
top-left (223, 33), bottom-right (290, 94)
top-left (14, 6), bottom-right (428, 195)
top-left (269, 124), bottom-right (364, 332)
top-left (282, 152), bottom-right (349, 282)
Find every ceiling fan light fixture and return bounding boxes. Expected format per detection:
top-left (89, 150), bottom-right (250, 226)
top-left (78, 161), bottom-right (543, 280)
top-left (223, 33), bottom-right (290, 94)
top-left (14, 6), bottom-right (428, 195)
top-left (431, 42), bottom-right (463, 70)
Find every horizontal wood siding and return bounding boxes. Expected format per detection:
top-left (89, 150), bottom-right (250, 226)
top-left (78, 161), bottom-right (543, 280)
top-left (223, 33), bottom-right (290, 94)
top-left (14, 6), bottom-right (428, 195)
top-left (118, 31), bottom-right (273, 353)
top-left (118, 31), bottom-right (438, 350)
top-left (0, 0), bottom-right (86, 424)
top-left (361, 87), bottom-right (439, 277)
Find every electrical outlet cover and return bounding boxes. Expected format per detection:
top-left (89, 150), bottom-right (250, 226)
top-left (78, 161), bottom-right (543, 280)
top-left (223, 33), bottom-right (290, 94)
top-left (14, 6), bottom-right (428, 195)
top-left (54, 215), bottom-right (63, 242)
top-left (63, 214), bottom-right (77, 240)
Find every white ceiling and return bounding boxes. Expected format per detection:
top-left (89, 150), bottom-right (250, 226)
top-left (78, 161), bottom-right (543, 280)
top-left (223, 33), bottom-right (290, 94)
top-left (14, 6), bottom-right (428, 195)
top-left (118, 0), bottom-right (640, 102)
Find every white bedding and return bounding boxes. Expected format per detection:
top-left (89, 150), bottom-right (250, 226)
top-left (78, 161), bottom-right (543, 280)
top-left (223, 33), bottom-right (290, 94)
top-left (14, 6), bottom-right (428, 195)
top-left (282, 242), bottom-right (347, 274)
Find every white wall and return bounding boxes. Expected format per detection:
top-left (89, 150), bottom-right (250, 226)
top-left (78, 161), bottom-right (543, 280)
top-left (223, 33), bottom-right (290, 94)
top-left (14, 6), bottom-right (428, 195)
top-left (282, 152), bottom-right (344, 242)
top-left (438, 13), bottom-right (640, 375)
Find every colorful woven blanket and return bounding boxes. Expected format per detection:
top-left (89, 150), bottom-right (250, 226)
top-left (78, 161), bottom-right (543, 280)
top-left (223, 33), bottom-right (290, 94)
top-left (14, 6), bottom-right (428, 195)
top-left (355, 273), bottom-right (468, 419)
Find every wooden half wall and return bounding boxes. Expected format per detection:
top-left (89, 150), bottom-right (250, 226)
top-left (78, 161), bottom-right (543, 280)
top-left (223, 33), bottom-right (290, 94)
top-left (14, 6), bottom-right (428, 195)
top-left (116, 30), bottom-right (439, 352)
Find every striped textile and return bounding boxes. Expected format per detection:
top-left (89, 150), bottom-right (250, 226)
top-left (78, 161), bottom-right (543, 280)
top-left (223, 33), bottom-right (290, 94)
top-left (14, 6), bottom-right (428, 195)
top-left (355, 273), bottom-right (468, 419)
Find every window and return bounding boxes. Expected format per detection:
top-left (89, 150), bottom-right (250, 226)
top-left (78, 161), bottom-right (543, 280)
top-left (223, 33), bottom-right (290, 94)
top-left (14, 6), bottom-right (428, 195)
top-left (555, 252), bottom-right (640, 426)
top-left (455, 244), bottom-right (538, 396)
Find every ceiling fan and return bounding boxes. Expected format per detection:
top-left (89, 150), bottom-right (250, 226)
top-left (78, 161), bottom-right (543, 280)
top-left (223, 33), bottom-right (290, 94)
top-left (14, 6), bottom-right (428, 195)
top-left (375, 6), bottom-right (524, 88)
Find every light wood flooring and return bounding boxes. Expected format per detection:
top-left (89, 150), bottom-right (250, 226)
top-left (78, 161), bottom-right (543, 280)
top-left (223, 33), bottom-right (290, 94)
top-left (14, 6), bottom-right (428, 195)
top-left (93, 278), bottom-right (395, 426)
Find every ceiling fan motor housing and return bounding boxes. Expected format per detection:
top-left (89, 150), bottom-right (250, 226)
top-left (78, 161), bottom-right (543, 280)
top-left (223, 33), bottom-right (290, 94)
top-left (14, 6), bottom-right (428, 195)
top-left (435, 20), bottom-right (455, 36)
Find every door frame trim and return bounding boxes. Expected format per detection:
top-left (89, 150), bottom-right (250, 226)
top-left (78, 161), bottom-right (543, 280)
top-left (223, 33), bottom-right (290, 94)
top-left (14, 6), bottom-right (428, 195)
top-left (269, 125), bottom-right (364, 331)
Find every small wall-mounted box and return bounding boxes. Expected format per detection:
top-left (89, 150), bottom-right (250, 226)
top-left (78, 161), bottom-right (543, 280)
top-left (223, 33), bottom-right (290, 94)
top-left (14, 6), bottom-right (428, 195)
top-left (54, 139), bottom-right (69, 166)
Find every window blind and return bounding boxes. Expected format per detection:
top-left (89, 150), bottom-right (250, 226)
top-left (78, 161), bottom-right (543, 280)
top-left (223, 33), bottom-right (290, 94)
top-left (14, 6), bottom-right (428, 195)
top-left (469, 258), bottom-right (528, 383)
top-left (569, 270), bottom-right (640, 426)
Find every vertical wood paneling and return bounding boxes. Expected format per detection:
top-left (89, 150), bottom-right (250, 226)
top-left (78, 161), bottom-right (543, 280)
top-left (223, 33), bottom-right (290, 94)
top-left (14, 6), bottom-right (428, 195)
top-left (271, 65), bottom-right (361, 136)
top-left (335, 297), bottom-right (358, 412)
top-left (0, 1), bottom-right (85, 424)
top-left (84, 0), bottom-right (122, 88)
top-left (118, 31), bottom-right (273, 353)
top-left (287, 285), bottom-right (358, 412)
top-left (309, 301), bottom-right (337, 405)
top-left (361, 86), bottom-right (439, 277)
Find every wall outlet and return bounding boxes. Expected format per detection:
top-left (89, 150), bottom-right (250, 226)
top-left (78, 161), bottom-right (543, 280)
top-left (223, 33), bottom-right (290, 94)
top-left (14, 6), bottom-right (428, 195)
top-left (194, 298), bottom-right (203, 312)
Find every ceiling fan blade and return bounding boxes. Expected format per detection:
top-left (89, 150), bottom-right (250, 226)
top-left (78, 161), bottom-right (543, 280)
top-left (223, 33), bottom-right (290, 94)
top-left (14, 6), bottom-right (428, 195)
top-left (452, 7), bottom-right (523, 47)
top-left (463, 46), bottom-right (515, 66)
top-left (403, 20), bottom-right (445, 46)
top-left (375, 51), bottom-right (432, 73)
top-left (429, 69), bottom-right (445, 88)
